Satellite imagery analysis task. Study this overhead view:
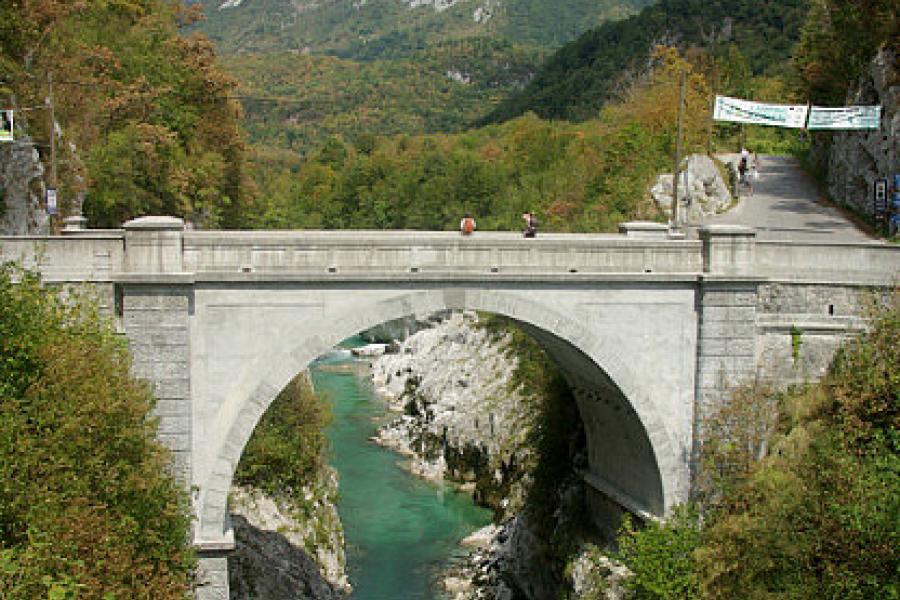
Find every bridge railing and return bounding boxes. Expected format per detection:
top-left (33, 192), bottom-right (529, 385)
top-left (0, 231), bottom-right (125, 282)
top-left (2, 219), bottom-right (897, 286)
top-left (181, 230), bottom-right (703, 277)
top-left (755, 241), bottom-right (900, 285)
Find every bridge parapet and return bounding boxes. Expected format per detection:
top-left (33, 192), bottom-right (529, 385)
top-left (0, 231), bottom-right (124, 282)
top-left (3, 219), bottom-right (898, 285)
top-left (180, 229), bottom-right (702, 277)
top-left (756, 241), bottom-right (899, 285)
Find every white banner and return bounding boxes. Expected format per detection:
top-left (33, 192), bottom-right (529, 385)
top-left (0, 110), bottom-right (12, 142)
top-left (713, 95), bottom-right (809, 128)
top-left (807, 105), bottom-right (881, 130)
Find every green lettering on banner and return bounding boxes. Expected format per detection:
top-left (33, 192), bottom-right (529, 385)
top-left (807, 106), bottom-right (881, 130)
top-left (713, 95), bottom-right (808, 128)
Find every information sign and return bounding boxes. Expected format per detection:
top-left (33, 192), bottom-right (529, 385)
top-left (46, 188), bottom-right (57, 216)
top-left (0, 110), bottom-right (12, 142)
top-left (808, 105), bottom-right (881, 130)
top-left (713, 96), bottom-right (809, 128)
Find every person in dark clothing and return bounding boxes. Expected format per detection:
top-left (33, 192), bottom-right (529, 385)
top-left (522, 211), bottom-right (537, 238)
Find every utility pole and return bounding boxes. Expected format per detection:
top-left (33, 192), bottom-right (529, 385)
top-left (672, 69), bottom-right (686, 228)
top-left (47, 71), bottom-right (60, 232)
top-left (48, 72), bottom-right (56, 188)
top-left (708, 62), bottom-right (717, 155)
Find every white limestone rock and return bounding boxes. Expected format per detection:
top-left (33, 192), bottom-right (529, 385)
top-left (650, 154), bottom-right (732, 223)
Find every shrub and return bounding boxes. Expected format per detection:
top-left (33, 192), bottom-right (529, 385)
top-left (0, 264), bottom-right (193, 599)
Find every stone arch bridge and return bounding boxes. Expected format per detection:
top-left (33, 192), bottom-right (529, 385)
top-left (2, 217), bottom-right (897, 599)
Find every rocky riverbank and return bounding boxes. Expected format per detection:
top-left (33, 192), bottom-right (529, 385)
top-left (228, 466), bottom-right (350, 598)
top-left (370, 311), bottom-right (533, 513)
top-left (367, 311), bottom-right (610, 600)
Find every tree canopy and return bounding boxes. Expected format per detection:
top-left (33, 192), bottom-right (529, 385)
top-left (0, 0), bottom-right (253, 228)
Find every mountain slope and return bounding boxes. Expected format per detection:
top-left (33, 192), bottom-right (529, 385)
top-left (484, 0), bottom-right (809, 123)
top-left (224, 38), bottom-right (541, 152)
top-left (190, 0), bottom-right (652, 57)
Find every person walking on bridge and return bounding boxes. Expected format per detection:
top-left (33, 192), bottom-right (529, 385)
top-left (522, 211), bottom-right (537, 238)
top-left (460, 213), bottom-right (476, 235)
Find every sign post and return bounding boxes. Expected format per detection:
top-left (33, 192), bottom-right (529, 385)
top-left (874, 179), bottom-right (888, 232)
top-left (46, 187), bottom-right (58, 216)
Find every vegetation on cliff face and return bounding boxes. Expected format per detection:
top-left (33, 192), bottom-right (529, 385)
top-left (234, 374), bottom-right (332, 504)
top-left (794, 0), bottom-right (899, 105)
top-left (0, 0), bottom-right (252, 227)
top-left (0, 264), bottom-right (194, 599)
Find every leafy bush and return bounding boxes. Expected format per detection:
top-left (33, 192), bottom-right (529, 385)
top-left (233, 373), bottom-right (332, 502)
top-left (616, 506), bottom-right (702, 600)
top-left (0, 264), bottom-right (193, 599)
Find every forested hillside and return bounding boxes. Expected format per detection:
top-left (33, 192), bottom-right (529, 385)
top-left (190, 0), bottom-right (652, 58)
top-left (0, 0), bottom-right (253, 228)
top-left (224, 38), bottom-right (542, 153)
top-left (484, 0), bottom-right (809, 123)
top-left (246, 48), bottom-right (711, 232)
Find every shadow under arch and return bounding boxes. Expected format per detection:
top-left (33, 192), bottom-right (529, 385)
top-left (196, 287), bottom-right (687, 544)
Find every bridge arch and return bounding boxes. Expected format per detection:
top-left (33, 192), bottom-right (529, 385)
top-left (195, 287), bottom-right (688, 546)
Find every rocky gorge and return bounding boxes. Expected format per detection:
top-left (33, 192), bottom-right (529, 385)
top-left (366, 311), bottom-right (614, 600)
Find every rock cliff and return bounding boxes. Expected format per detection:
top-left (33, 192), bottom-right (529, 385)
top-left (229, 470), bottom-right (350, 598)
top-left (650, 153), bottom-right (733, 224)
top-left (826, 46), bottom-right (898, 217)
top-left (0, 138), bottom-right (49, 235)
top-left (369, 311), bottom-right (595, 600)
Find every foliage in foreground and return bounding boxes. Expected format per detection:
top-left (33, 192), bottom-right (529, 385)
top-left (615, 506), bottom-right (702, 600)
top-left (0, 264), bottom-right (193, 599)
top-left (609, 297), bottom-right (898, 600)
top-left (698, 297), bottom-right (899, 599)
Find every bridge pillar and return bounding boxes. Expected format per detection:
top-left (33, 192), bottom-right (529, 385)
top-left (120, 217), bottom-right (231, 600)
top-left (694, 225), bottom-right (761, 488)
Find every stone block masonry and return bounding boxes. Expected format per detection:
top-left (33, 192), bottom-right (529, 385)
top-left (121, 284), bottom-right (193, 486)
top-left (693, 279), bottom-right (760, 486)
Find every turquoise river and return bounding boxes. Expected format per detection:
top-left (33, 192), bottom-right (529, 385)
top-left (310, 341), bottom-right (492, 600)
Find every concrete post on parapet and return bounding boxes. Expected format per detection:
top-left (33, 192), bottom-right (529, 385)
top-left (619, 221), bottom-right (672, 239)
top-left (699, 224), bottom-right (756, 276)
top-left (123, 215), bottom-right (185, 274)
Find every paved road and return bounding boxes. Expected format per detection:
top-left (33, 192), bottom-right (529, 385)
top-left (698, 155), bottom-right (875, 242)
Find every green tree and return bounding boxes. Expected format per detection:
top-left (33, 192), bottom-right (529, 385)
top-left (0, 263), bottom-right (193, 599)
top-left (615, 506), bottom-right (702, 600)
